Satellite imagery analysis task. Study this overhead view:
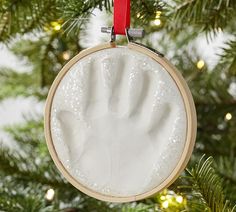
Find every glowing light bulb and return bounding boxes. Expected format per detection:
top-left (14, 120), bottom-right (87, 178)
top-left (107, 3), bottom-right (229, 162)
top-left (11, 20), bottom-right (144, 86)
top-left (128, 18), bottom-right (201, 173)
top-left (62, 51), bottom-right (70, 60)
top-left (156, 11), bottom-right (162, 18)
top-left (45, 188), bottom-right (55, 201)
top-left (154, 19), bottom-right (161, 26)
top-left (160, 195), bottom-right (165, 200)
top-left (176, 195), bottom-right (183, 203)
top-left (225, 113), bottom-right (232, 121)
top-left (51, 21), bottom-right (62, 31)
top-left (162, 200), bottom-right (169, 208)
top-left (197, 60), bottom-right (205, 69)
top-left (54, 24), bottom-right (61, 31)
top-left (153, 10), bottom-right (162, 26)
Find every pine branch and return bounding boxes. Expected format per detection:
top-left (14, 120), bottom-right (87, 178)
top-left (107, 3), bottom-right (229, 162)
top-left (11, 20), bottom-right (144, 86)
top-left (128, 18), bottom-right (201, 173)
top-left (8, 33), bottom-right (81, 91)
top-left (0, 0), bottom-right (113, 40)
top-left (3, 117), bottom-right (46, 154)
top-left (0, 68), bottom-right (46, 101)
top-left (10, 35), bottom-right (58, 88)
top-left (131, 0), bottom-right (164, 26)
top-left (0, 146), bottom-right (117, 211)
top-left (216, 157), bottom-right (236, 202)
top-left (40, 34), bottom-right (57, 88)
top-left (220, 37), bottom-right (236, 76)
top-left (0, 182), bottom-right (56, 212)
top-left (0, 0), bottom-right (58, 41)
top-left (171, 0), bottom-right (236, 34)
top-left (186, 156), bottom-right (236, 212)
top-left (0, 191), bottom-right (53, 212)
top-left (0, 146), bottom-right (66, 188)
top-left (61, 0), bottom-right (112, 35)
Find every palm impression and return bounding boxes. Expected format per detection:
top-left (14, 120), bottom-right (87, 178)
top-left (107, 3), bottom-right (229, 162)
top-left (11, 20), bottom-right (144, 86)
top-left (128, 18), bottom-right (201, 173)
top-left (50, 47), bottom-right (187, 197)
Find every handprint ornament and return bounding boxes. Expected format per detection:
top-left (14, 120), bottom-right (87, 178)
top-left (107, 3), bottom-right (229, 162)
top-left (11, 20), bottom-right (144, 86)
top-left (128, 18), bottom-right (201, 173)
top-left (44, 42), bottom-right (197, 202)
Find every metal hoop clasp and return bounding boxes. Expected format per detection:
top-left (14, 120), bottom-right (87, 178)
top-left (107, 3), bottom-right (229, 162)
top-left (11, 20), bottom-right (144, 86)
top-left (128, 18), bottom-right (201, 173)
top-left (101, 26), bottom-right (164, 57)
top-left (101, 26), bottom-right (145, 43)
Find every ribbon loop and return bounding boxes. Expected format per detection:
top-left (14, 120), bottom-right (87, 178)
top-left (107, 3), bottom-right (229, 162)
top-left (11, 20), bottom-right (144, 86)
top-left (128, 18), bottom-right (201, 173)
top-left (113, 0), bottom-right (130, 35)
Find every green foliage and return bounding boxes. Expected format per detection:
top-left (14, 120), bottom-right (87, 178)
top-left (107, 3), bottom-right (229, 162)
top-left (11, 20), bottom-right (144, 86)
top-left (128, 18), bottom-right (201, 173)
top-left (61, 0), bottom-right (112, 35)
top-left (131, 0), bottom-right (164, 26)
top-left (0, 0), bottom-right (58, 41)
top-left (0, 184), bottom-right (54, 212)
top-left (0, 0), bottom-right (164, 40)
top-left (0, 68), bottom-right (43, 100)
top-left (0, 146), bottom-right (64, 188)
top-left (121, 203), bottom-right (155, 212)
top-left (0, 0), bottom-right (236, 211)
top-left (171, 0), bottom-right (236, 34)
top-left (216, 156), bottom-right (236, 202)
top-left (10, 34), bottom-right (76, 88)
top-left (220, 38), bottom-right (236, 76)
top-left (0, 32), bottom-right (82, 101)
top-left (4, 118), bottom-right (46, 155)
top-left (185, 156), bottom-right (236, 212)
top-left (0, 118), bottom-right (122, 211)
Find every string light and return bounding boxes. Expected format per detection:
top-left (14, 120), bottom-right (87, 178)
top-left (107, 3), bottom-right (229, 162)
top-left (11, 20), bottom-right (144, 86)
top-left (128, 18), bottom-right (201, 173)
top-left (176, 195), bottom-right (183, 203)
top-left (62, 51), bottom-right (70, 60)
top-left (54, 25), bottom-right (61, 31)
top-left (225, 112), bottom-right (232, 121)
top-left (45, 188), bottom-right (55, 201)
top-left (197, 59), bottom-right (205, 70)
top-left (154, 19), bottom-right (161, 26)
top-left (162, 200), bottom-right (169, 208)
top-left (51, 21), bottom-right (62, 31)
top-left (218, 27), bottom-right (222, 33)
top-left (159, 190), bottom-right (186, 209)
top-left (153, 10), bottom-right (162, 26)
top-left (156, 11), bottom-right (162, 18)
top-left (160, 195), bottom-right (166, 200)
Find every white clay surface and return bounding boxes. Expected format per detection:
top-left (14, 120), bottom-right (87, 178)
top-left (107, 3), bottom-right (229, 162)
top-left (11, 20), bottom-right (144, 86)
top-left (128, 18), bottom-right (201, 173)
top-left (50, 47), bottom-right (187, 197)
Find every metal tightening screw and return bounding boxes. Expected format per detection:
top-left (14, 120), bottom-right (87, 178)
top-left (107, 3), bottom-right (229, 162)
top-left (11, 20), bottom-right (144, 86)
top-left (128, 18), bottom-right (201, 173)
top-left (101, 27), bottom-right (145, 39)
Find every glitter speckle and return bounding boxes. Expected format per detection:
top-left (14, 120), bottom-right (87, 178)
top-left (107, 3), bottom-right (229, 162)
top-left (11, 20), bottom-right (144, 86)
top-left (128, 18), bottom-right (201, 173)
top-left (50, 47), bottom-right (187, 197)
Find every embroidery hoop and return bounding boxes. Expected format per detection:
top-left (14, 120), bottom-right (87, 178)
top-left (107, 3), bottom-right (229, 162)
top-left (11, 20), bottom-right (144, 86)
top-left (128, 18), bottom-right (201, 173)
top-left (44, 41), bottom-right (197, 202)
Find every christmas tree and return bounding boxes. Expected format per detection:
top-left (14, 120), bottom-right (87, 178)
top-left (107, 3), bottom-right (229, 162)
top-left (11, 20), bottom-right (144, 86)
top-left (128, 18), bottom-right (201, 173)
top-left (0, 0), bottom-right (236, 211)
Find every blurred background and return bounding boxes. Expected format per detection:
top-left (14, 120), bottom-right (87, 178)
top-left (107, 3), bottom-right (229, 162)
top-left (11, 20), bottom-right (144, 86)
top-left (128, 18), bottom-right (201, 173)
top-left (0, 0), bottom-right (235, 211)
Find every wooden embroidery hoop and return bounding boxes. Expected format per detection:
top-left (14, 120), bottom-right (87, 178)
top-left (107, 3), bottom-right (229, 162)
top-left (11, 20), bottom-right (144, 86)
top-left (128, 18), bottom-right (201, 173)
top-left (44, 42), bottom-right (197, 203)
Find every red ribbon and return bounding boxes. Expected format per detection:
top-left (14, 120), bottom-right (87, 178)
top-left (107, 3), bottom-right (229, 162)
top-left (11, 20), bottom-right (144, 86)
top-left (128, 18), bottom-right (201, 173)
top-left (113, 0), bottom-right (130, 35)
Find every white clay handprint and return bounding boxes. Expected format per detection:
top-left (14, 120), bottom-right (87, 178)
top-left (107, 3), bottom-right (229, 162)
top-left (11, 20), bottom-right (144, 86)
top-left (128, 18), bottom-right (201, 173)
top-left (51, 48), bottom-right (187, 196)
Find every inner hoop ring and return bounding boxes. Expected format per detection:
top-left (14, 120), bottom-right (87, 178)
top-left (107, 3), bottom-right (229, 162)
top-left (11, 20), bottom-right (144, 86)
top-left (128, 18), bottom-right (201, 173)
top-left (44, 42), bottom-right (197, 203)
